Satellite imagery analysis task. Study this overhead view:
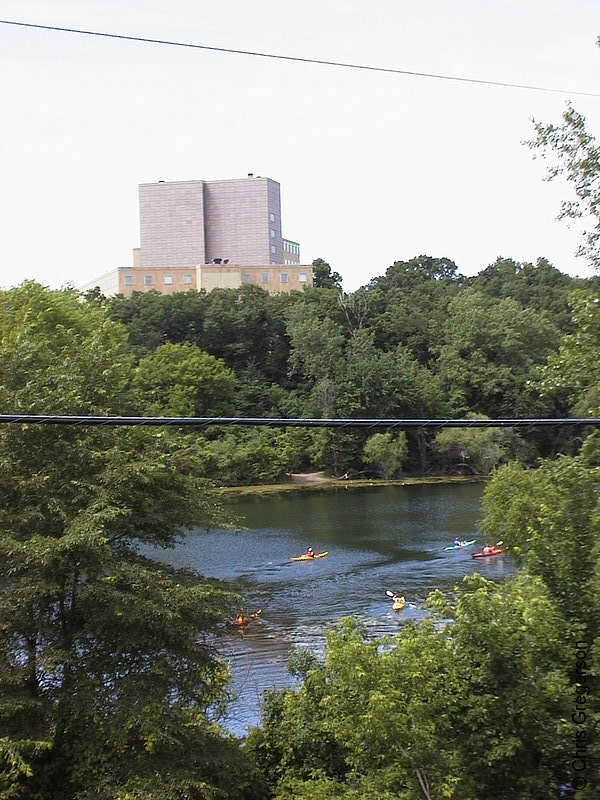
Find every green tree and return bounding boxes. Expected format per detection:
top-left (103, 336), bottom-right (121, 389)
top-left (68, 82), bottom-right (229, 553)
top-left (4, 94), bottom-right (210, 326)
top-left (528, 105), bottom-right (600, 270)
top-left (0, 284), bottom-right (258, 799)
top-left (436, 289), bottom-right (560, 417)
top-left (368, 255), bottom-right (461, 291)
top-left (538, 289), bottom-right (600, 416)
top-left (481, 454), bottom-right (599, 627)
top-left (285, 301), bottom-right (345, 391)
top-left (249, 574), bottom-right (570, 800)
top-left (132, 341), bottom-right (236, 416)
top-left (364, 257), bottom-right (463, 366)
top-left (470, 256), bottom-right (580, 332)
top-left (433, 414), bottom-right (530, 474)
top-left (480, 452), bottom-right (600, 797)
top-left (362, 432), bottom-right (408, 478)
top-left (312, 258), bottom-right (343, 290)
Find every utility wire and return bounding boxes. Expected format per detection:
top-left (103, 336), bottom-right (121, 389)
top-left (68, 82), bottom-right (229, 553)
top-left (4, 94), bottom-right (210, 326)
top-left (1, 18), bottom-right (599, 98)
top-left (0, 415), bottom-right (599, 430)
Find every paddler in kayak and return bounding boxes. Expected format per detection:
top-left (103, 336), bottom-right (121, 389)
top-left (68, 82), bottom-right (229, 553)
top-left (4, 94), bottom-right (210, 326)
top-left (306, 547), bottom-right (315, 558)
top-left (235, 614), bottom-right (244, 625)
top-left (482, 544), bottom-right (494, 555)
top-left (454, 537), bottom-right (462, 547)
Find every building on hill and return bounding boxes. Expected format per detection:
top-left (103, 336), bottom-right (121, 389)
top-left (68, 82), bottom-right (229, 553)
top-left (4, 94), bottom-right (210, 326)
top-left (79, 174), bottom-right (311, 297)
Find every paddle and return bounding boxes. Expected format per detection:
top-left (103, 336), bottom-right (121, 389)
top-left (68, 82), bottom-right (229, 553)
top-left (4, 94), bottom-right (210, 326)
top-left (386, 590), bottom-right (416, 608)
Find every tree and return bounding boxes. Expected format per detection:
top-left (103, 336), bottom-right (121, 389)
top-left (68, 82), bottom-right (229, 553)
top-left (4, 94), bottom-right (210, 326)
top-left (367, 255), bottom-right (461, 292)
top-left (248, 574), bottom-right (571, 800)
top-left (433, 414), bottom-right (530, 474)
top-left (0, 284), bottom-right (258, 799)
top-left (364, 260), bottom-right (463, 366)
top-left (538, 289), bottom-right (600, 416)
top-left (470, 256), bottom-right (580, 333)
top-left (480, 454), bottom-right (600, 628)
top-left (312, 258), bottom-right (343, 289)
top-left (285, 301), bottom-right (345, 390)
top-left (362, 432), bottom-right (408, 478)
top-left (132, 341), bottom-right (236, 416)
top-left (528, 105), bottom-right (600, 270)
top-left (436, 289), bottom-right (560, 417)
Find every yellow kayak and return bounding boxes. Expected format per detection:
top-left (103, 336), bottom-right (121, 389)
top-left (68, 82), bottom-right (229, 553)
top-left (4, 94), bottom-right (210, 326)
top-left (392, 596), bottom-right (406, 611)
top-left (290, 550), bottom-right (328, 562)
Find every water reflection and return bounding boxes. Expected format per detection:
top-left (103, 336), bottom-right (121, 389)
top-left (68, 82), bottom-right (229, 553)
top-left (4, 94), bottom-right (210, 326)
top-left (149, 482), bottom-right (515, 735)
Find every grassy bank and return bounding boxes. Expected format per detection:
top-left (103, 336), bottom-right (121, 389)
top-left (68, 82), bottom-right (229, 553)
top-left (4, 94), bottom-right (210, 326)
top-left (216, 474), bottom-right (486, 498)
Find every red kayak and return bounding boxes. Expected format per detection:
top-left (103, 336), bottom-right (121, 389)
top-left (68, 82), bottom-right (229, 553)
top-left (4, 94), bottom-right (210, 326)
top-left (471, 547), bottom-right (502, 559)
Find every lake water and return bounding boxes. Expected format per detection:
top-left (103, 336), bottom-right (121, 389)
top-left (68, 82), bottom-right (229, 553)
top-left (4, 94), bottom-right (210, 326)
top-left (149, 481), bottom-right (515, 736)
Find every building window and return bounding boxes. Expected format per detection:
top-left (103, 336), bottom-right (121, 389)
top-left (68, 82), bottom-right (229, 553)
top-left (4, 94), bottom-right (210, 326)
top-left (163, 275), bottom-right (173, 285)
top-left (242, 273), bottom-right (251, 284)
top-left (261, 273), bottom-right (269, 283)
top-left (183, 274), bottom-right (193, 284)
top-left (144, 275), bottom-right (153, 285)
top-left (124, 275), bottom-right (133, 286)
top-left (270, 245), bottom-right (276, 254)
top-left (280, 273), bottom-right (288, 283)
top-left (299, 272), bottom-right (307, 283)
top-left (270, 229), bottom-right (275, 238)
top-left (270, 212), bottom-right (275, 222)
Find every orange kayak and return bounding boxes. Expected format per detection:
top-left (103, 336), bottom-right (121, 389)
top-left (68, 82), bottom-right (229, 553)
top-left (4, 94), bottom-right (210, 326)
top-left (471, 547), bottom-right (502, 558)
top-left (232, 608), bottom-right (262, 626)
top-left (290, 550), bottom-right (328, 562)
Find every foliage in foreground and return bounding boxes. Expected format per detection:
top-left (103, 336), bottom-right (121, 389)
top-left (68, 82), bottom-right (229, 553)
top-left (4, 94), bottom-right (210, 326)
top-left (248, 452), bottom-right (600, 799)
top-left (0, 284), bottom-right (262, 800)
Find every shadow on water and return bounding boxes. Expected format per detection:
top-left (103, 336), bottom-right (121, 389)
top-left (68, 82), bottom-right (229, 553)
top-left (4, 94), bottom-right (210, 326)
top-left (146, 482), bottom-right (515, 736)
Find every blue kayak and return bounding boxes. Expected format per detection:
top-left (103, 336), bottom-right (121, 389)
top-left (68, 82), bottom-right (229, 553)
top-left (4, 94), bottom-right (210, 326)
top-left (443, 539), bottom-right (476, 551)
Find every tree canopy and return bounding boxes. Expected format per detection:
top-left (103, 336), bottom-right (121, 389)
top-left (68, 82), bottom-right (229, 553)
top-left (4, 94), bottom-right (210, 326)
top-left (0, 284), bottom-right (260, 800)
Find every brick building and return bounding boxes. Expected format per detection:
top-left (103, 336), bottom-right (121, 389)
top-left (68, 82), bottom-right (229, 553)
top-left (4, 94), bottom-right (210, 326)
top-left (79, 175), bottom-right (311, 297)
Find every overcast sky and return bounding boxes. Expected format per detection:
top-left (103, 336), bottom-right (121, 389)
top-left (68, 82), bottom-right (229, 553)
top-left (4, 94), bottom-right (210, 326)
top-left (1, 0), bottom-right (599, 293)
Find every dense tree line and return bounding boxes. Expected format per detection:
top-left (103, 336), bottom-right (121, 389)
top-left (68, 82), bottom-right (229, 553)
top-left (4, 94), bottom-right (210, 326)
top-left (2, 278), bottom-right (598, 798)
top-left (103, 252), bottom-right (595, 482)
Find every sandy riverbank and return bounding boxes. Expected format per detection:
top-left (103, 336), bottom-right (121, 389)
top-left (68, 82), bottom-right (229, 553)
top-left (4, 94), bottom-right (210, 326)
top-left (217, 473), bottom-right (485, 497)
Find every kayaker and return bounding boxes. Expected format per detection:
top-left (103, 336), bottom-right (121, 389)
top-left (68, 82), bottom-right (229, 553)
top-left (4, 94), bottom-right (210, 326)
top-left (235, 614), bottom-right (244, 625)
top-left (306, 547), bottom-right (315, 558)
top-left (482, 545), bottom-right (492, 555)
top-left (454, 537), bottom-right (462, 547)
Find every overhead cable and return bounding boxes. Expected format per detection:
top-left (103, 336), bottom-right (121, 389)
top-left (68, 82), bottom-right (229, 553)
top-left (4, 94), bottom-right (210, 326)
top-left (0, 415), bottom-right (599, 430)
top-left (1, 19), bottom-right (598, 98)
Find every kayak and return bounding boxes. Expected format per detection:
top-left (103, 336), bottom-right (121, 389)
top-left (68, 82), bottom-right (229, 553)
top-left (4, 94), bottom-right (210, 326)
top-left (444, 539), bottom-right (476, 551)
top-left (471, 547), bottom-right (502, 559)
top-left (392, 596), bottom-right (406, 611)
top-left (290, 550), bottom-right (328, 562)
top-left (232, 609), bottom-right (262, 627)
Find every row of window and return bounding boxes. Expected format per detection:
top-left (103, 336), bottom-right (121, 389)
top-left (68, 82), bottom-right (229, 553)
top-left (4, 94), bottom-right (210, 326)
top-left (124, 274), bottom-right (193, 287)
top-left (124, 272), bottom-right (308, 288)
top-left (283, 241), bottom-right (299, 255)
top-left (242, 272), bottom-right (308, 284)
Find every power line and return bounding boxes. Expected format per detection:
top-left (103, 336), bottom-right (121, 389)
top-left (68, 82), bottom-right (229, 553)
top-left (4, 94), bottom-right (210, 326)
top-left (1, 18), bottom-right (599, 98)
top-left (0, 415), bottom-right (599, 430)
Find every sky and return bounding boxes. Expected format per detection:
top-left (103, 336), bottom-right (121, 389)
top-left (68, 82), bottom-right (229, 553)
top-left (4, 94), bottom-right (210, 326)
top-left (0, 0), bottom-right (599, 293)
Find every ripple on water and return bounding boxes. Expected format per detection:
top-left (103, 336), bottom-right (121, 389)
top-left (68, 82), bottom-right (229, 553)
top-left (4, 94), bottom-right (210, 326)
top-left (144, 483), bottom-right (515, 735)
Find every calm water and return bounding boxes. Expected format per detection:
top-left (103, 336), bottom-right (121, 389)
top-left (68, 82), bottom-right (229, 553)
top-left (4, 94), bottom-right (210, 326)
top-left (149, 482), bottom-right (514, 736)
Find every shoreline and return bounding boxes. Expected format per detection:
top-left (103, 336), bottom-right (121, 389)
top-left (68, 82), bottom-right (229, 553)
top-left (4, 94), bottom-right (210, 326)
top-left (216, 474), bottom-right (486, 498)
